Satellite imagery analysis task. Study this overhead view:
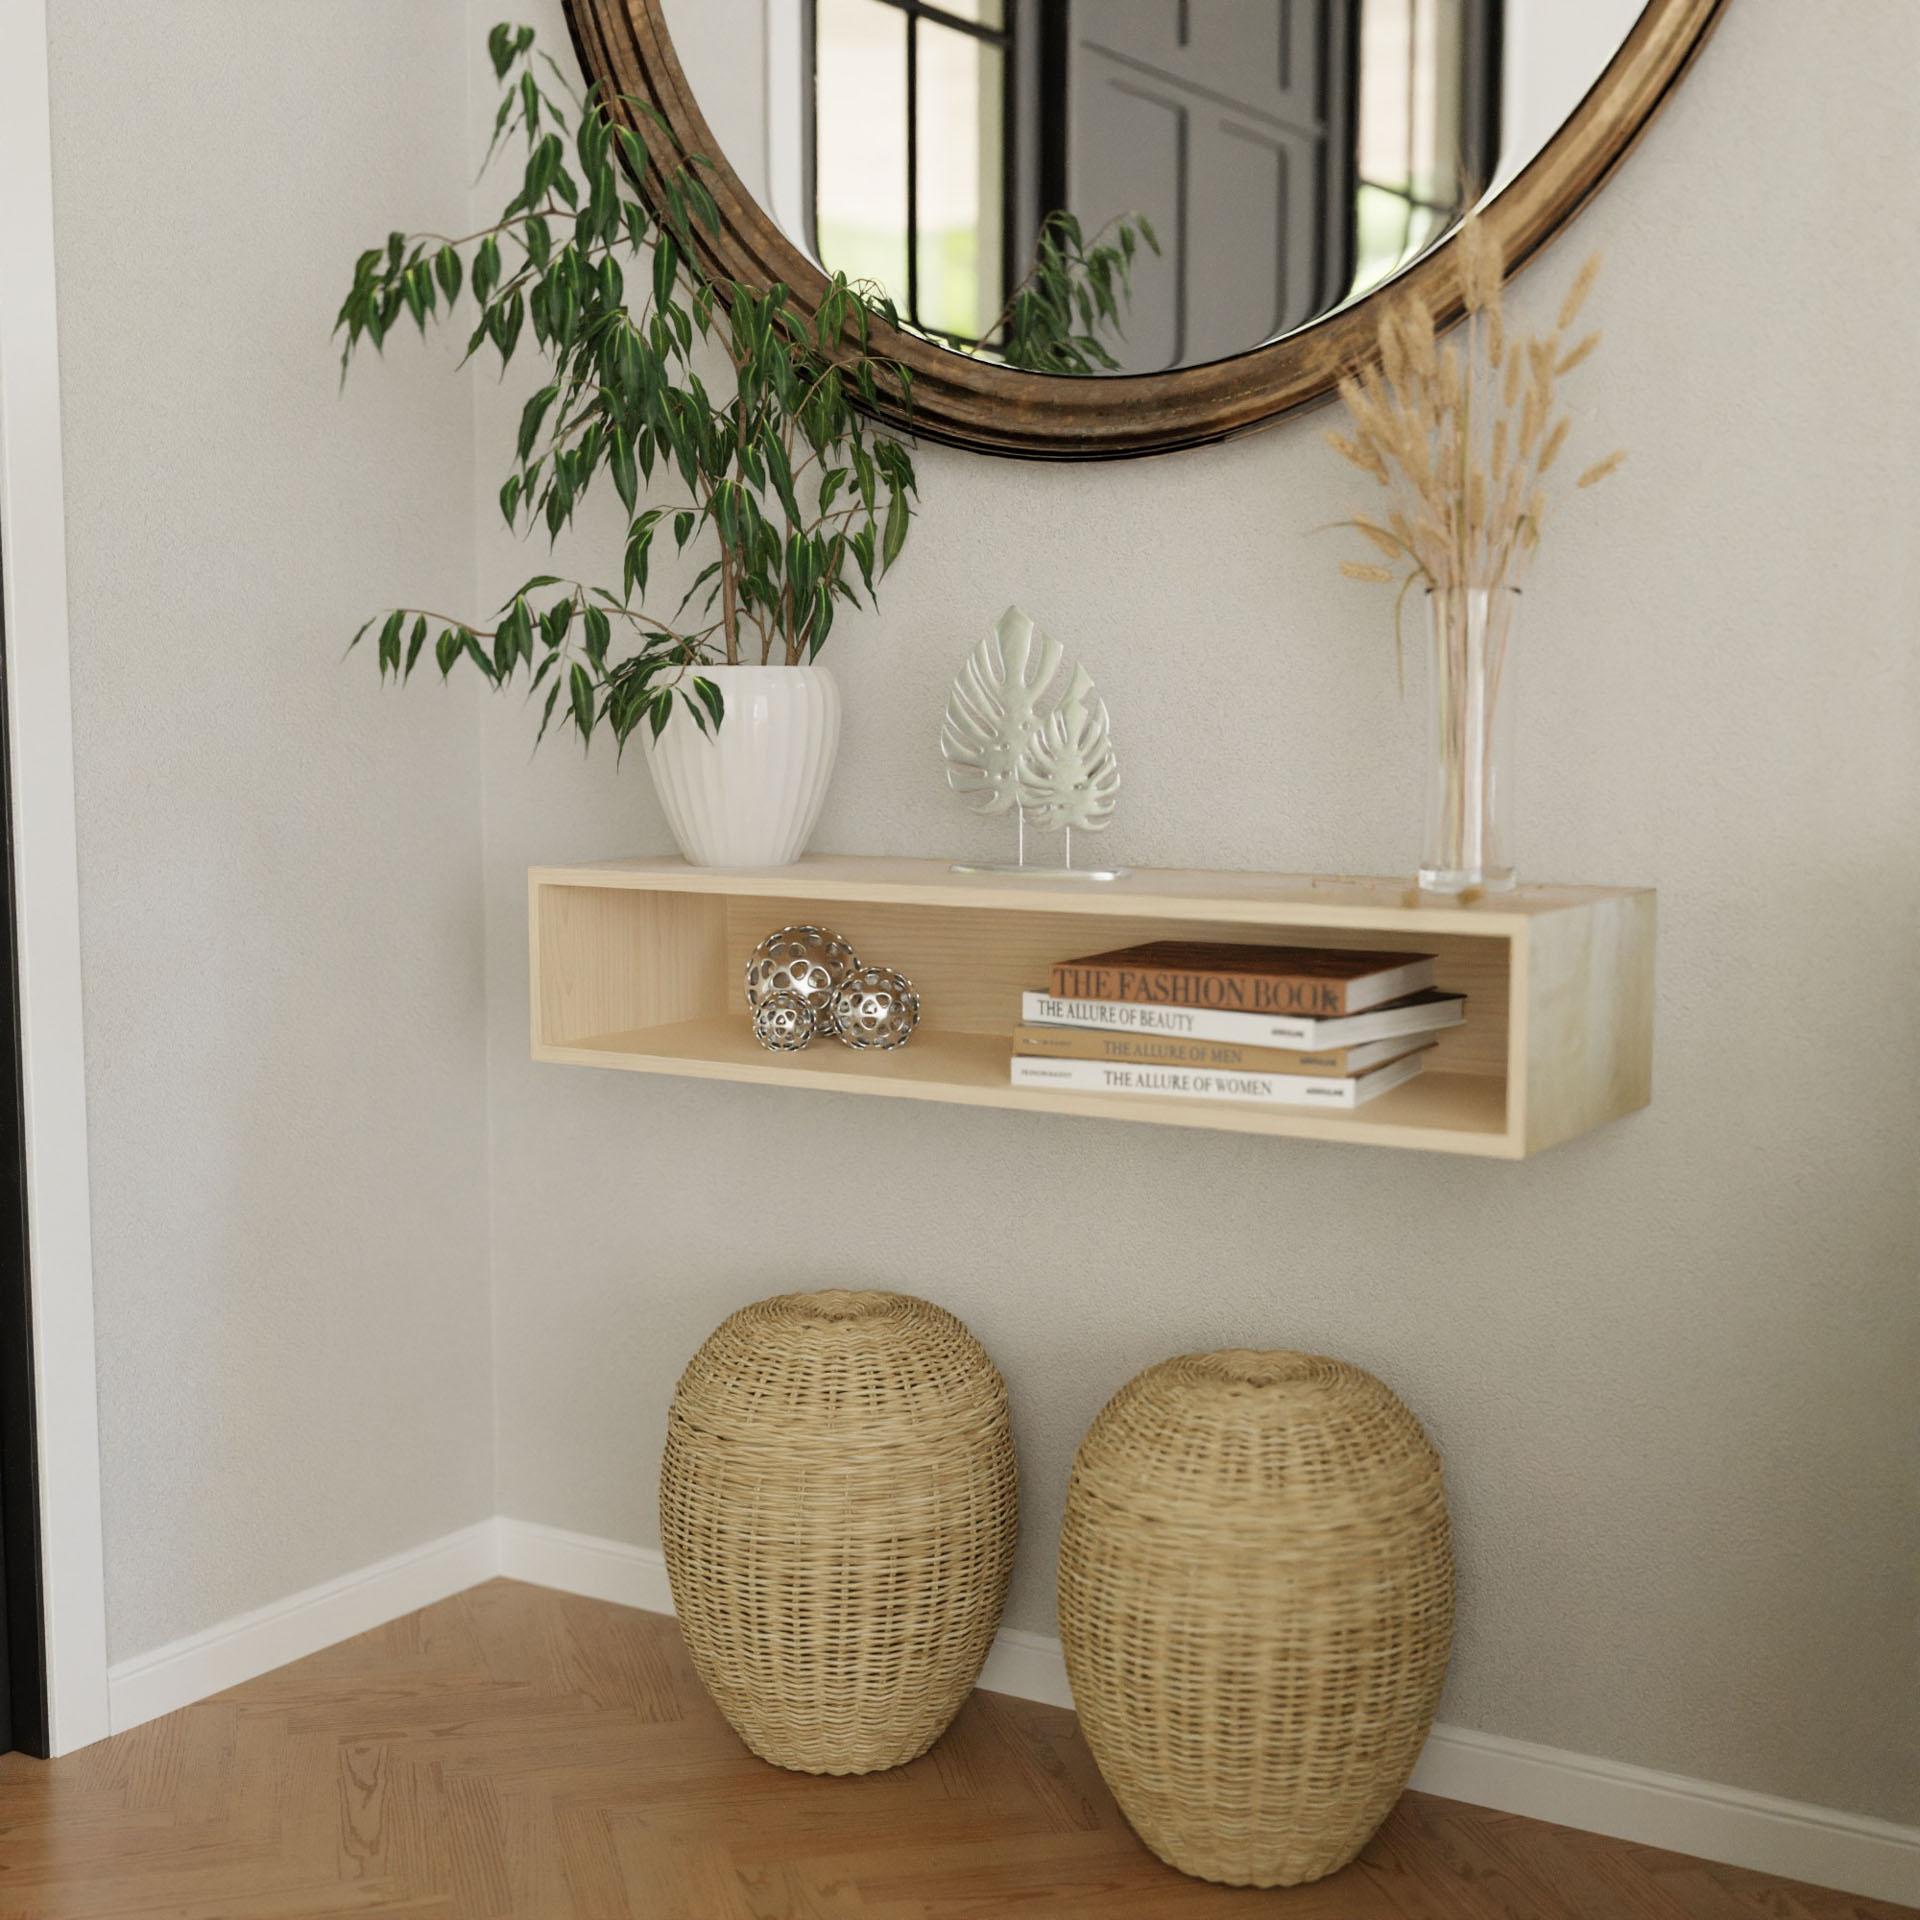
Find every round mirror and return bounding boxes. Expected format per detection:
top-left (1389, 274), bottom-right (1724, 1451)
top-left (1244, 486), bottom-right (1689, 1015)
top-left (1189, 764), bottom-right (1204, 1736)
top-left (567, 0), bottom-right (1724, 456)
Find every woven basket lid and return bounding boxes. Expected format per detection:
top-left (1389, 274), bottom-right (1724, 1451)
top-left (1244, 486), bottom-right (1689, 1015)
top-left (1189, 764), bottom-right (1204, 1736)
top-left (672, 1289), bottom-right (1007, 1441)
top-left (1071, 1349), bottom-right (1443, 1538)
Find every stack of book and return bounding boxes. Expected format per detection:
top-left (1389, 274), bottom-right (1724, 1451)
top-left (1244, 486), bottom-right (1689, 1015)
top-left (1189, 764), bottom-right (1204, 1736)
top-left (1010, 939), bottom-right (1466, 1111)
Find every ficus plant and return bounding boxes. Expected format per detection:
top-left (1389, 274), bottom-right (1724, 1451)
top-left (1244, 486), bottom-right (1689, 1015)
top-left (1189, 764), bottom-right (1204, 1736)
top-left (995, 211), bottom-right (1161, 375)
top-left (337, 23), bottom-right (918, 750)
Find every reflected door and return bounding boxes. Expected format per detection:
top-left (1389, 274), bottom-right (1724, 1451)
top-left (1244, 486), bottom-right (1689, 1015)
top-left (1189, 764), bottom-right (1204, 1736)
top-left (1065, 1), bottom-right (1357, 370)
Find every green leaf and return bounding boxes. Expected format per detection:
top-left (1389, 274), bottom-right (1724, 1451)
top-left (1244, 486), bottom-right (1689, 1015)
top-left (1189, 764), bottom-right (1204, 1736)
top-left (461, 630), bottom-right (498, 684)
top-left (490, 290), bottom-right (524, 363)
top-left (673, 509), bottom-right (695, 551)
top-left (569, 661), bottom-right (596, 741)
top-left (495, 595), bottom-right (533, 674)
top-left (582, 604), bottom-right (612, 669)
top-left (516, 384), bottom-right (558, 461)
top-left (609, 426), bottom-right (638, 512)
top-left (473, 234), bottom-right (501, 306)
top-left (691, 674), bottom-right (724, 732)
top-left (404, 615), bottom-right (428, 679)
top-left (434, 244), bottom-right (462, 303)
top-left (376, 609), bottom-right (406, 677)
top-left (614, 126), bottom-right (651, 188)
top-left (623, 519), bottom-right (654, 600)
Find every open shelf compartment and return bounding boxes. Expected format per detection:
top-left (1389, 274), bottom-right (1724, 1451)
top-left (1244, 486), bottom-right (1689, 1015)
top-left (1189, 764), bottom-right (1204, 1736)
top-left (529, 856), bottom-right (1655, 1159)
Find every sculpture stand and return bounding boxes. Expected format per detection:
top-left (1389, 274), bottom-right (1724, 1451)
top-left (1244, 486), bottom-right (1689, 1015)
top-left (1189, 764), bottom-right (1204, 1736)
top-left (950, 818), bottom-right (1129, 882)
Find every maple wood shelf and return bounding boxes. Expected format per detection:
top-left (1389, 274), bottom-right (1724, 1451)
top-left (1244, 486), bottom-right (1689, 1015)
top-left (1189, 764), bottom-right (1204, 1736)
top-left (528, 855), bottom-right (1656, 1159)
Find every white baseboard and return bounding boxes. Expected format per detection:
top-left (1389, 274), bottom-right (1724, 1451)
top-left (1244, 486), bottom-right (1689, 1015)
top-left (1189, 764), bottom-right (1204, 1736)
top-left (978, 1624), bottom-right (1074, 1708)
top-left (497, 1522), bottom-right (1918, 1907)
top-left (105, 1520), bottom-right (498, 1737)
top-left (496, 1515), bottom-right (674, 1613)
top-left (102, 1518), bottom-right (1920, 1907)
top-left (1407, 1724), bottom-right (1920, 1908)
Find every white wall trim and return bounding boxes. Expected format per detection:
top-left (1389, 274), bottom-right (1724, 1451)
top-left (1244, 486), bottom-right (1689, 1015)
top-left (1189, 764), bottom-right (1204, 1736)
top-left (0, 0), bottom-right (112, 1757)
top-left (1405, 1723), bottom-right (1920, 1908)
top-left (495, 1514), bottom-right (673, 1612)
top-left (977, 1623), bottom-right (1074, 1709)
top-left (105, 1521), bottom-right (496, 1737)
top-left (498, 1523), bottom-right (1918, 1908)
top-left (96, 1517), bottom-right (1920, 1906)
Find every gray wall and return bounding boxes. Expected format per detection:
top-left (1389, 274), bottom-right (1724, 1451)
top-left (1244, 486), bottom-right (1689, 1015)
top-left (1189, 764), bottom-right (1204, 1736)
top-left (47, 0), bottom-right (494, 1661)
top-left (41, 0), bottom-right (1915, 1828)
top-left (481, 0), bottom-right (1917, 1824)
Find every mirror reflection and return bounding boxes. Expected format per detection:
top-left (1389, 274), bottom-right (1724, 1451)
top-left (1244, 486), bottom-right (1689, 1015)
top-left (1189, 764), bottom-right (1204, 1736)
top-left (755, 0), bottom-right (1645, 374)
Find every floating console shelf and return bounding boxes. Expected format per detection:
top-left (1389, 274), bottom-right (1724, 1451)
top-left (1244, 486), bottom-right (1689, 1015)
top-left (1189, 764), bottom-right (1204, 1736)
top-left (529, 856), bottom-right (1654, 1159)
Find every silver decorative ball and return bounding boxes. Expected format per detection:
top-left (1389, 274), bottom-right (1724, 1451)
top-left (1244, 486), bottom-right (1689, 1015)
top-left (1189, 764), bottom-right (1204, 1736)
top-left (832, 966), bottom-right (921, 1051)
top-left (745, 925), bottom-right (859, 1041)
top-left (752, 990), bottom-right (817, 1053)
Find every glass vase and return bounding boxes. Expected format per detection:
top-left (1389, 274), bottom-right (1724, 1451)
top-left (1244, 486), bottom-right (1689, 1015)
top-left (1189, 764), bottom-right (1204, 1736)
top-left (1420, 586), bottom-right (1519, 894)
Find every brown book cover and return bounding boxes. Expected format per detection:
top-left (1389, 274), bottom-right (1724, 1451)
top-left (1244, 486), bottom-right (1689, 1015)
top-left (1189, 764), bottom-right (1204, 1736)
top-left (1047, 940), bottom-right (1437, 1017)
top-left (1009, 1024), bottom-right (1433, 1077)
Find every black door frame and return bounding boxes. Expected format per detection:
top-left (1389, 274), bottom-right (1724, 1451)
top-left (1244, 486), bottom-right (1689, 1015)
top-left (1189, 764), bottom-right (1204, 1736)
top-left (0, 527), bottom-right (49, 1759)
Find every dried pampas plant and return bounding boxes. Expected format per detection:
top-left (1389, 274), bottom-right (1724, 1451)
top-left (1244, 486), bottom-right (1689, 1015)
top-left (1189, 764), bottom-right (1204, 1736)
top-left (1329, 216), bottom-right (1626, 890)
top-left (1328, 216), bottom-right (1625, 620)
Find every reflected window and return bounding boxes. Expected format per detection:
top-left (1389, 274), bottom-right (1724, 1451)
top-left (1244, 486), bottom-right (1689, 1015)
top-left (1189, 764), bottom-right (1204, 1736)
top-left (811, 0), bottom-right (1012, 346)
top-left (806, 1), bottom-right (1502, 372)
top-left (1353, 0), bottom-right (1502, 300)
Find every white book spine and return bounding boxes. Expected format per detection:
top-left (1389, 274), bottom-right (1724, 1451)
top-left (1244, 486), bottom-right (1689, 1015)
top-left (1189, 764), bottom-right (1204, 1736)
top-left (1019, 990), bottom-right (1464, 1049)
top-left (1022, 990), bottom-right (1322, 1046)
top-left (1010, 1051), bottom-right (1423, 1110)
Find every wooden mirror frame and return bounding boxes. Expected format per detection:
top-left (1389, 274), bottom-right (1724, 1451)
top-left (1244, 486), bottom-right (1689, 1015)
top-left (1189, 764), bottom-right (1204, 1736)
top-left (564, 0), bottom-right (1726, 461)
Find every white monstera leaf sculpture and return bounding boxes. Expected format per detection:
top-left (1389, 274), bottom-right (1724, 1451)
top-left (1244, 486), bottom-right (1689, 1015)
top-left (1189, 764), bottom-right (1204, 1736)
top-left (1017, 664), bottom-right (1120, 835)
top-left (941, 606), bottom-right (1123, 873)
top-left (940, 606), bottom-right (1065, 816)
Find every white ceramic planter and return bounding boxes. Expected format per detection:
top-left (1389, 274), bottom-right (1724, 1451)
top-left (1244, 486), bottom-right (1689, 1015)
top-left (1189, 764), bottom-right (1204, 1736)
top-left (641, 664), bottom-right (841, 868)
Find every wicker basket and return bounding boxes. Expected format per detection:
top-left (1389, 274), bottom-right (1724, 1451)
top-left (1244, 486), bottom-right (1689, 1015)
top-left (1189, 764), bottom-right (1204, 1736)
top-left (1057, 1349), bottom-right (1453, 1887)
top-left (660, 1289), bottom-right (1018, 1774)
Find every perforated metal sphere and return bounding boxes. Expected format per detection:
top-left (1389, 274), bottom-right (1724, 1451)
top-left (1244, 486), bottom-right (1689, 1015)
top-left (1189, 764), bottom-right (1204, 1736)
top-left (752, 990), bottom-right (817, 1053)
top-left (745, 925), bottom-right (859, 1039)
top-left (832, 966), bottom-right (921, 1051)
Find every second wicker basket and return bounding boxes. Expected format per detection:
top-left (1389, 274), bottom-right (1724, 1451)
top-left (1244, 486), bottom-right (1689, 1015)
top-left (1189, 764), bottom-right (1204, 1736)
top-left (1057, 1348), bottom-right (1453, 1886)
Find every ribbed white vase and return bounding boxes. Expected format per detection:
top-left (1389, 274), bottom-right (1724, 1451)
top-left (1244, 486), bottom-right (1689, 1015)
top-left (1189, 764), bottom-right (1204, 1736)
top-left (641, 664), bottom-right (841, 868)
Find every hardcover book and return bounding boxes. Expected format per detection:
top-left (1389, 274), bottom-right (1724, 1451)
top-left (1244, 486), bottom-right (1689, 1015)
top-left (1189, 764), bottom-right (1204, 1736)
top-left (1048, 940), bottom-right (1436, 1016)
top-left (1019, 988), bottom-right (1466, 1051)
top-left (1009, 1024), bottom-right (1434, 1077)
top-left (1009, 1049), bottom-right (1426, 1110)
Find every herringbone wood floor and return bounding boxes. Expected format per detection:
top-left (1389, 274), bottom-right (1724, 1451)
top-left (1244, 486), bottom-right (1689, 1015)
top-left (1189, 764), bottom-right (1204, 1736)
top-left (0, 1580), bottom-right (1904, 1920)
